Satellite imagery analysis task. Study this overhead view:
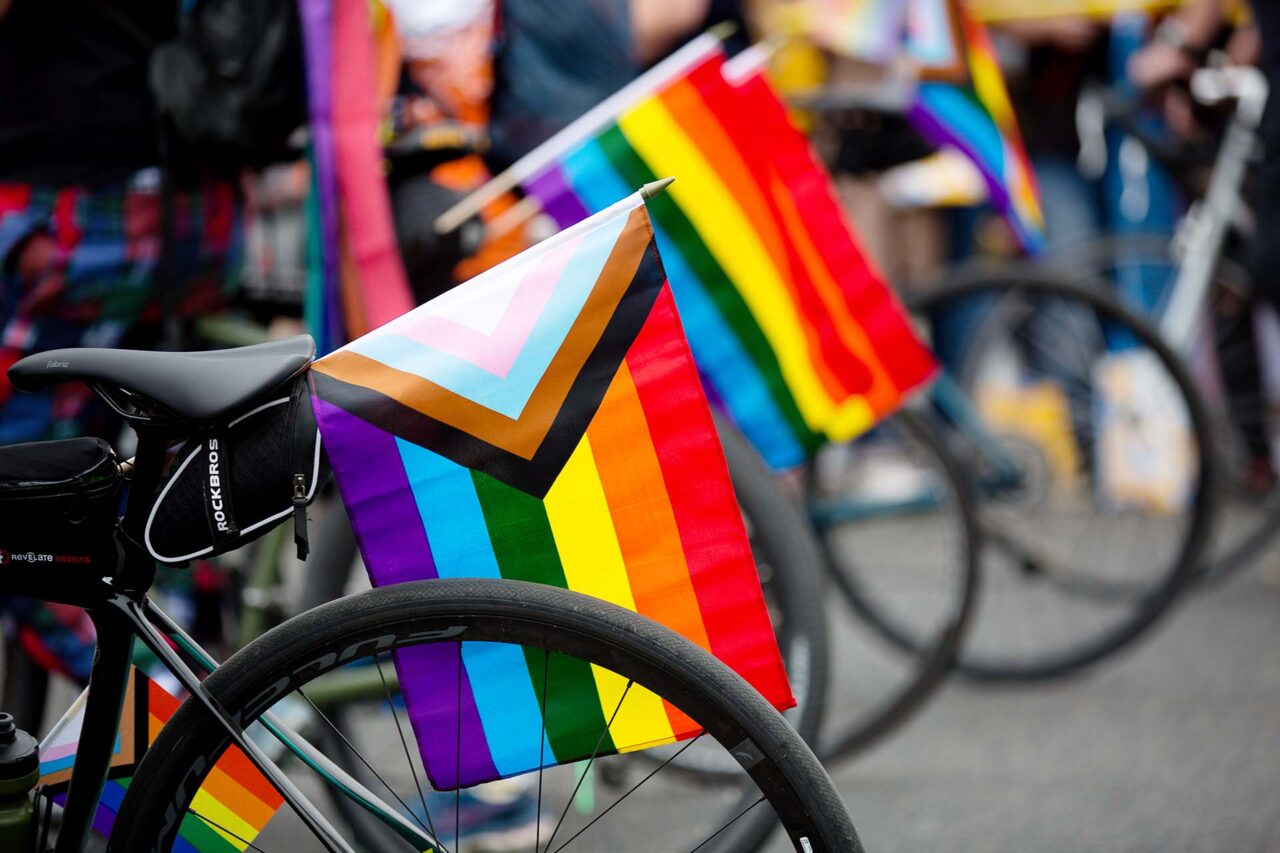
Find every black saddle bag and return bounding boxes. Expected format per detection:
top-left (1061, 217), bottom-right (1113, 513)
top-left (145, 376), bottom-right (324, 565)
top-left (0, 438), bottom-right (123, 584)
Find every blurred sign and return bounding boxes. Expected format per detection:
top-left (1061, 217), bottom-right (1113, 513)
top-left (1093, 349), bottom-right (1194, 515)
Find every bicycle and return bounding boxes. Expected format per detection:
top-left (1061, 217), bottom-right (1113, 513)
top-left (1, 335), bottom-right (860, 852)
top-left (1052, 66), bottom-right (1277, 585)
top-left (902, 264), bottom-right (1216, 680)
top-left (791, 76), bottom-right (1216, 681)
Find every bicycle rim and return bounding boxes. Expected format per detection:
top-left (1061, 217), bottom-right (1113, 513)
top-left (107, 580), bottom-right (859, 853)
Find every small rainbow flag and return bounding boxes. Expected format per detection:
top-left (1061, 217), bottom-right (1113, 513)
top-left (311, 191), bottom-right (792, 789)
top-left (512, 41), bottom-right (935, 470)
top-left (793, 0), bottom-right (908, 62)
top-left (39, 668), bottom-right (283, 852)
top-left (904, 0), bottom-right (1046, 253)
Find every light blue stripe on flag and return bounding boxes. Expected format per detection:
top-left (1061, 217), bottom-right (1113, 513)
top-left (396, 439), bottom-right (557, 774)
top-left (348, 210), bottom-right (627, 419)
top-left (561, 140), bottom-right (806, 468)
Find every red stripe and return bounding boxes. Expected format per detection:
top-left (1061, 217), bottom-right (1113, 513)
top-left (52, 189), bottom-right (81, 252)
top-left (731, 71), bottom-right (936, 396)
top-left (0, 185), bottom-right (32, 215)
top-left (202, 182), bottom-right (235, 250)
top-left (0, 350), bottom-right (19, 406)
top-left (674, 59), bottom-right (872, 400)
top-left (626, 285), bottom-right (794, 709)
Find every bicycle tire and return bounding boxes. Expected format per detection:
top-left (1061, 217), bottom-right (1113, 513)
top-left (809, 408), bottom-right (979, 759)
top-left (1053, 234), bottom-right (1279, 585)
top-left (908, 262), bottom-right (1217, 680)
top-left (108, 579), bottom-right (861, 853)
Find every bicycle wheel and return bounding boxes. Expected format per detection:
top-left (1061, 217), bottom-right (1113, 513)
top-left (808, 408), bottom-right (979, 758)
top-left (910, 262), bottom-right (1216, 680)
top-left (1056, 234), bottom-right (1280, 583)
top-left (109, 580), bottom-right (860, 853)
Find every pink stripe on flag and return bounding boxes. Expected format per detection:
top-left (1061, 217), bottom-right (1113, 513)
top-left (392, 232), bottom-right (586, 378)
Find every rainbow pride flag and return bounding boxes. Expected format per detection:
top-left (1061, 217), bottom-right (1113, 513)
top-left (794, 0), bottom-right (908, 62)
top-left (513, 43), bottom-right (934, 470)
top-left (904, 0), bottom-right (1046, 252)
top-left (40, 668), bottom-right (283, 852)
top-left (299, 0), bottom-right (414, 353)
top-left (311, 191), bottom-right (792, 789)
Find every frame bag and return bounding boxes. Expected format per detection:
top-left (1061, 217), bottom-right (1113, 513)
top-left (0, 438), bottom-right (123, 583)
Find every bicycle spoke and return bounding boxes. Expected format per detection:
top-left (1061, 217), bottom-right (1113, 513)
top-left (536, 648), bottom-right (549, 853)
top-left (189, 808), bottom-right (270, 853)
top-left (293, 685), bottom-right (434, 836)
top-left (687, 795), bottom-right (767, 853)
top-left (375, 652), bottom-right (436, 838)
top-left (455, 641), bottom-right (463, 852)
top-left (543, 679), bottom-right (635, 851)
top-left (551, 732), bottom-right (707, 852)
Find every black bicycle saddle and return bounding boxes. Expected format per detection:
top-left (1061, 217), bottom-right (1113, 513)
top-left (7, 335), bottom-right (315, 425)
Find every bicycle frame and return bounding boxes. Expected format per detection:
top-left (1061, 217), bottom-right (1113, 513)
top-left (1159, 67), bottom-right (1268, 349)
top-left (3, 429), bottom-right (445, 853)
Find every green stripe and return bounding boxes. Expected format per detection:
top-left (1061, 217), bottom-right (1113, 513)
top-left (596, 124), bottom-right (821, 453)
top-left (179, 810), bottom-right (244, 853)
top-left (471, 471), bottom-right (616, 759)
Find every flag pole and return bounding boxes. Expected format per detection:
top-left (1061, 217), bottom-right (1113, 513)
top-left (434, 30), bottom-right (729, 235)
top-left (484, 177), bottom-right (676, 243)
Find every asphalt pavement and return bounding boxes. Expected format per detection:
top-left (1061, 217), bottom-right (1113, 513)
top-left (770, 560), bottom-right (1280, 853)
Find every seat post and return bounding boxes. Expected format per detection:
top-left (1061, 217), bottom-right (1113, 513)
top-left (115, 431), bottom-right (171, 596)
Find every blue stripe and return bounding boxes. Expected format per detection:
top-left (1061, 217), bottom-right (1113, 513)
top-left (560, 140), bottom-right (807, 469)
top-left (348, 210), bottom-right (627, 419)
top-left (98, 778), bottom-right (126, 812)
top-left (395, 439), bottom-right (558, 774)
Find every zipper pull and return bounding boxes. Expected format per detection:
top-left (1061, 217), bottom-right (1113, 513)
top-left (292, 474), bottom-right (310, 561)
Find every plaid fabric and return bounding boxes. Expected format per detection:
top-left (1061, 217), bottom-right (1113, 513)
top-left (0, 174), bottom-right (243, 443)
top-left (3, 598), bottom-right (97, 684)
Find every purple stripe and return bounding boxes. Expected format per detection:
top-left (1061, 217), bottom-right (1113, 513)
top-left (298, 0), bottom-right (343, 344)
top-left (311, 394), bottom-right (497, 787)
top-left (311, 396), bottom-right (437, 585)
top-left (394, 643), bottom-right (500, 789)
top-left (524, 164), bottom-right (592, 230)
top-left (905, 102), bottom-right (1013, 212)
top-left (90, 799), bottom-right (116, 840)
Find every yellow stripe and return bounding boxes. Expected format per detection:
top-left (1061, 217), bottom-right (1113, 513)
top-left (619, 97), bottom-right (838, 432)
top-left (543, 437), bottom-right (676, 749)
top-left (190, 788), bottom-right (255, 851)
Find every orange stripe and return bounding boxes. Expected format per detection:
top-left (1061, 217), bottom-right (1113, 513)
top-left (201, 762), bottom-right (278, 830)
top-left (144, 676), bottom-right (281, 819)
top-left (148, 713), bottom-right (165, 744)
top-left (587, 361), bottom-right (711, 735)
top-left (213, 745), bottom-right (286, 809)
top-left (657, 77), bottom-right (852, 401)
